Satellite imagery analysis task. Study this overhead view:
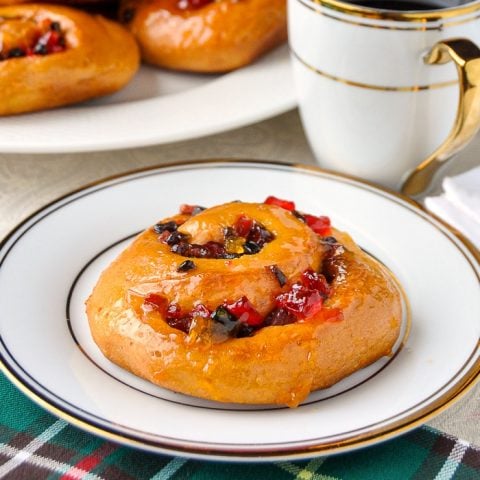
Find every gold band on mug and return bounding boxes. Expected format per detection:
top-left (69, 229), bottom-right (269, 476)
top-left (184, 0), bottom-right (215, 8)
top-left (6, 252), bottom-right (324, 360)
top-left (311, 0), bottom-right (480, 22)
top-left (291, 49), bottom-right (457, 91)
top-left (297, 0), bottom-right (480, 30)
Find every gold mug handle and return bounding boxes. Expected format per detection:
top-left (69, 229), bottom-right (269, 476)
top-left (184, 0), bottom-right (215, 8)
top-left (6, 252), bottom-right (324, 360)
top-left (401, 38), bottom-right (480, 197)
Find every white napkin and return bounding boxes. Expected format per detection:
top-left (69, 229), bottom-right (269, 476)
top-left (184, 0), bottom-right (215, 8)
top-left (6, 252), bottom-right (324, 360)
top-left (424, 166), bottom-right (480, 250)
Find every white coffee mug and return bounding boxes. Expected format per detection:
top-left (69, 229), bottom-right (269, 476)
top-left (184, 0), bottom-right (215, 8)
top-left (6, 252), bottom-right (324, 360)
top-left (288, 0), bottom-right (480, 193)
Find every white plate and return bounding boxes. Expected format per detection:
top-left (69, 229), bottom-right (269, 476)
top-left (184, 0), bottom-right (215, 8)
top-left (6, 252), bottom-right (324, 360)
top-left (0, 47), bottom-right (294, 154)
top-left (0, 160), bottom-right (479, 461)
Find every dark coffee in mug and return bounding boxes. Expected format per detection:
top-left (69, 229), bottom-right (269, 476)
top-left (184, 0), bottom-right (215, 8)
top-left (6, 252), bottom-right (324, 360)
top-left (344, 0), bottom-right (473, 10)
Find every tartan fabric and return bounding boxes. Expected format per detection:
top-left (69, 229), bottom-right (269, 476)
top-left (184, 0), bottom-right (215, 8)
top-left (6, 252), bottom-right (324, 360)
top-left (1, 372), bottom-right (479, 480)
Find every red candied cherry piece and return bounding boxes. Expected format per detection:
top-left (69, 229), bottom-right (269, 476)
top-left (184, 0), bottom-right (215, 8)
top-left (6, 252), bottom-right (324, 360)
top-left (165, 303), bottom-right (193, 333)
top-left (50, 44), bottom-right (64, 53)
top-left (166, 315), bottom-right (192, 333)
top-left (275, 284), bottom-right (324, 319)
top-left (179, 204), bottom-right (195, 215)
top-left (46, 31), bottom-right (60, 50)
top-left (303, 214), bottom-right (332, 236)
top-left (143, 293), bottom-right (168, 313)
top-left (301, 269), bottom-right (331, 297)
top-left (225, 296), bottom-right (263, 326)
top-left (166, 302), bottom-right (183, 319)
top-left (264, 196), bottom-right (295, 211)
top-left (234, 215), bottom-right (254, 237)
top-left (179, 204), bottom-right (205, 215)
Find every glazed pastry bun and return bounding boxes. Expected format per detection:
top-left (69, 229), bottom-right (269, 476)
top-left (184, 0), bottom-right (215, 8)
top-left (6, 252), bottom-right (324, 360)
top-left (86, 197), bottom-right (403, 407)
top-left (119, 0), bottom-right (287, 72)
top-left (0, 4), bottom-right (139, 115)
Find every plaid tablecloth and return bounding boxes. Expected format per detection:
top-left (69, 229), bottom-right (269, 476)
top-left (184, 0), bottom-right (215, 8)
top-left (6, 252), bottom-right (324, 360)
top-left (1, 373), bottom-right (479, 480)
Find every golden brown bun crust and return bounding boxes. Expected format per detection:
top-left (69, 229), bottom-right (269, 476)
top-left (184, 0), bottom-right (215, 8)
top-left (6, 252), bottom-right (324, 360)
top-left (119, 0), bottom-right (287, 72)
top-left (86, 202), bottom-right (402, 407)
top-left (0, 5), bottom-right (139, 115)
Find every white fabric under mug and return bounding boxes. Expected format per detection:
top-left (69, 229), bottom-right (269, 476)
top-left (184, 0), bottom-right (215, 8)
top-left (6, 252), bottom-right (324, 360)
top-left (289, 0), bottom-right (480, 191)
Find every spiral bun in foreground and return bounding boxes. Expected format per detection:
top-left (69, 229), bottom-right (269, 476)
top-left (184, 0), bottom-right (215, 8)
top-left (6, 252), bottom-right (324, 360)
top-left (86, 198), bottom-right (403, 407)
top-left (119, 0), bottom-right (287, 72)
top-left (0, 4), bottom-right (139, 115)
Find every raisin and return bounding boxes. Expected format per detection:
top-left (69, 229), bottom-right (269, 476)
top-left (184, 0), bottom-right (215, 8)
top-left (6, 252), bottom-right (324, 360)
top-left (236, 324), bottom-right (256, 338)
top-left (267, 265), bottom-right (287, 287)
top-left (187, 244), bottom-right (210, 258)
top-left (7, 48), bottom-right (26, 58)
top-left (321, 236), bottom-right (338, 245)
top-left (50, 21), bottom-right (61, 32)
top-left (177, 260), bottom-right (195, 272)
top-left (121, 7), bottom-right (135, 22)
top-left (171, 242), bottom-right (190, 255)
top-left (264, 308), bottom-right (296, 326)
top-left (203, 241), bottom-right (225, 257)
top-left (293, 210), bottom-right (306, 222)
top-left (322, 243), bottom-right (346, 282)
top-left (33, 43), bottom-right (48, 55)
top-left (243, 241), bottom-right (260, 254)
top-left (153, 221), bottom-right (177, 234)
top-left (223, 226), bottom-right (236, 239)
top-left (247, 223), bottom-right (274, 246)
top-left (166, 231), bottom-right (188, 246)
